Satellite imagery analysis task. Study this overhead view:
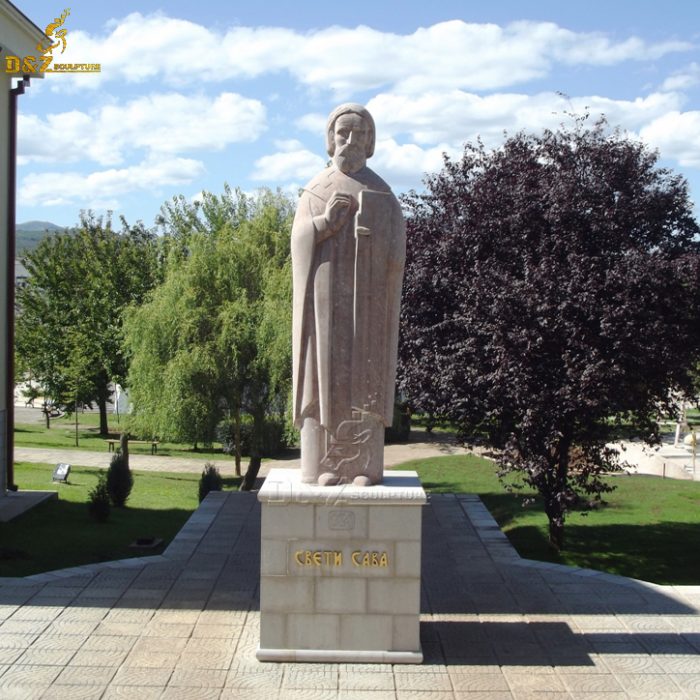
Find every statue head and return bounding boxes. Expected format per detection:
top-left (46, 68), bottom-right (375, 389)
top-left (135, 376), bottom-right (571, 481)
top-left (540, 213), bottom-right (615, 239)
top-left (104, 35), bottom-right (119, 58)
top-left (326, 103), bottom-right (376, 174)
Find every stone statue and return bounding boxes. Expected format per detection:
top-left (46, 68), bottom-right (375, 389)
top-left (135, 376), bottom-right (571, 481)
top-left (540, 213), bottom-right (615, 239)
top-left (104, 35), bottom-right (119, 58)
top-left (292, 103), bottom-right (406, 486)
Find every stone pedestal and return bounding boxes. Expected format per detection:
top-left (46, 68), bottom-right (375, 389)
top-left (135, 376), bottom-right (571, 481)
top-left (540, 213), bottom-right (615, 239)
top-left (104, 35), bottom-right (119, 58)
top-left (257, 468), bottom-right (425, 663)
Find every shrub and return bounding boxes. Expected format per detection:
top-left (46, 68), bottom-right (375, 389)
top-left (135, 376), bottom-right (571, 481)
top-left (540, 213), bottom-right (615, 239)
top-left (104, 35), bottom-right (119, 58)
top-left (88, 473), bottom-right (111, 522)
top-left (106, 451), bottom-right (134, 507)
top-left (198, 462), bottom-right (223, 502)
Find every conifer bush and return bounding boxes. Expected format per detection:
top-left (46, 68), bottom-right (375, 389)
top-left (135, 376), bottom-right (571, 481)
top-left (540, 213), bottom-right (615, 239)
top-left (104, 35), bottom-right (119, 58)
top-left (198, 462), bottom-right (223, 502)
top-left (88, 473), bottom-right (111, 522)
top-left (106, 451), bottom-right (133, 507)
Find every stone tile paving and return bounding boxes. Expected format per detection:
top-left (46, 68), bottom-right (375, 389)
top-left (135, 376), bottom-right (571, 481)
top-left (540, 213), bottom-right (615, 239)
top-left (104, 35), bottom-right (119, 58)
top-left (1, 491), bottom-right (699, 698)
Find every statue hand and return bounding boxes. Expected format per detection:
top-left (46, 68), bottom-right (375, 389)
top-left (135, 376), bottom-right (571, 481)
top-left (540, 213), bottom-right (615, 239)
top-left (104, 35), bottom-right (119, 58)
top-left (325, 193), bottom-right (356, 233)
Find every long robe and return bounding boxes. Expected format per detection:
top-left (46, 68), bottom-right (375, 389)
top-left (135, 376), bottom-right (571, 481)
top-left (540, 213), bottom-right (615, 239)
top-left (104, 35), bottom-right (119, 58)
top-left (291, 165), bottom-right (405, 439)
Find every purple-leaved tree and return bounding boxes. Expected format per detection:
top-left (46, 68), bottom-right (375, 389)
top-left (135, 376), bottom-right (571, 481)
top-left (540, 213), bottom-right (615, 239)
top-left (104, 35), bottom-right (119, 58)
top-left (399, 115), bottom-right (700, 550)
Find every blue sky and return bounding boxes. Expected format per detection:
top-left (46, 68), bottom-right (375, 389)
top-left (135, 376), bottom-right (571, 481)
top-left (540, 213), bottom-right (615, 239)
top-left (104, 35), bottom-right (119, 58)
top-left (13, 0), bottom-right (700, 227)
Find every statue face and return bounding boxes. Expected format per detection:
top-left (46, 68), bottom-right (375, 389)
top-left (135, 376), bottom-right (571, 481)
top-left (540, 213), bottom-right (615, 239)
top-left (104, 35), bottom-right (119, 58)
top-left (333, 113), bottom-right (369, 174)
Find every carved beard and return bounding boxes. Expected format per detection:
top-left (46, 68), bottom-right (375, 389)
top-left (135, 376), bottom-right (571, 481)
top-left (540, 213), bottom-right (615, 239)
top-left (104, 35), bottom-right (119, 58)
top-left (335, 146), bottom-right (366, 174)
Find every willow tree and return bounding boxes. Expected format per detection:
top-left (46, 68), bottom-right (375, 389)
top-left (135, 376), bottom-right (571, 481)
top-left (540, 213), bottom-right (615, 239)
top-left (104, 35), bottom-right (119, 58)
top-left (124, 187), bottom-right (293, 477)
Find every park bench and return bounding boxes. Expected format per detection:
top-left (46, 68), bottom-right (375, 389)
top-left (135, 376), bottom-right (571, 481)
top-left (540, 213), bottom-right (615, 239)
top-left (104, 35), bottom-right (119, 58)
top-left (106, 438), bottom-right (160, 455)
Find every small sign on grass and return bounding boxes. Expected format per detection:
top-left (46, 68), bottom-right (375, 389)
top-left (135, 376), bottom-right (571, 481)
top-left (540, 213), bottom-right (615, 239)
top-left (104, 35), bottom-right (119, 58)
top-left (52, 463), bottom-right (70, 482)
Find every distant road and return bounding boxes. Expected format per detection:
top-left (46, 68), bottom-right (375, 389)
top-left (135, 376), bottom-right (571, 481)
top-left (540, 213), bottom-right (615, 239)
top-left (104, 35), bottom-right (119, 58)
top-left (15, 426), bottom-right (694, 480)
top-left (14, 432), bottom-right (472, 478)
top-left (14, 406), bottom-right (51, 424)
top-left (14, 404), bottom-right (115, 425)
top-left (14, 446), bottom-right (239, 475)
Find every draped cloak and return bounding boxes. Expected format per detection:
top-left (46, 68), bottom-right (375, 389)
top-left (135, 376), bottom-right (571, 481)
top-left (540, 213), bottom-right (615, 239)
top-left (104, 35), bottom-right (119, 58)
top-left (291, 165), bottom-right (405, 434)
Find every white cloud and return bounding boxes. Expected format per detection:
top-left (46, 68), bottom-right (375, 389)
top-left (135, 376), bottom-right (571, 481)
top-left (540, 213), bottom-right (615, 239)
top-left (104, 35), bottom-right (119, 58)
top-left (267, 90), bottom-right (694, 189)
top-left (662, 62), bottom-right (700, 91)
top-left (251, 141), bottom-right (326, 181)
top-left (18, 92), bottom-right (266, 165)
top-left (52, 14), bottom-right (693, 95)
top-left (363, 90), bottom-right (684, 151)
top-left (372, 139), bottom-right (458, 188)
top-left (273, 139), bottom-right (307, 151)
top-left (297, 90), bottom-right (685, 158)
top-left (640, 111), bottom-right (700, 167)
top-left (18, 110), bottom-right (94, 163)
top-left (19, 156), bottom-right (205, 207)
top-left (251, 137), bottom-right (455, 191)
top-left (296, 113), bottom-right (326, 134)
top-left (548, 27), bottom-right (687, 65)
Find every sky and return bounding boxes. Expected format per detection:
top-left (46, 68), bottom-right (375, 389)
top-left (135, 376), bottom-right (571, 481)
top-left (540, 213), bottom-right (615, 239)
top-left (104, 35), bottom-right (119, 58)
top-left (12, 0), bottom-right (700, 228)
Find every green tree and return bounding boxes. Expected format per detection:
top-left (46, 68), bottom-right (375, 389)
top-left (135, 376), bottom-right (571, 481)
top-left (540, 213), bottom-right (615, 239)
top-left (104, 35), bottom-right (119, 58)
top-left (16, 213), bottom-right (162, 435)
top-left (61, 329), bottom-right (94, 446)
top-left (124, 187), bottom-right (293, 477)
top-left (400, 116), bottom-right (700, 550)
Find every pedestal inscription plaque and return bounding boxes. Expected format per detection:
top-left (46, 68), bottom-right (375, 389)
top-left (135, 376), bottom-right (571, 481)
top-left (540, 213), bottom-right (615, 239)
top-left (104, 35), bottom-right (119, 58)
top-left (257, 468), bottom-right (425, 663)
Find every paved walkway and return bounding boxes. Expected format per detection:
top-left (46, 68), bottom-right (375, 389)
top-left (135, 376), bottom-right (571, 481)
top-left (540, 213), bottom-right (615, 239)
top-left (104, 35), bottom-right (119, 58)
top-left (14, 433), bottom-right (472, 478)
top-left (613, 437), bottom-right (699, 481)
top-left (1, 489), bottom-right (699, 698)
top-left (15, 429), bottom-right (700, 484)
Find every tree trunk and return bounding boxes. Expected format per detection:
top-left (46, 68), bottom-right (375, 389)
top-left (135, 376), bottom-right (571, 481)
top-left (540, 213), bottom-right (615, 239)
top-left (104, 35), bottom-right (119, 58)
top-left (74, 397), bottom-right (79, 447)
top-left (234, 406), bottom-right (241, 477)
top-left (548, 518), bottom-right (564, 551)
top-left (241, 456), bottom-right (262, 491)
top-left (96, 379), bottom-right (110, 436)
top-left (546, 438), bottom-right (571, 552)
top-left (241, 408), bottom-right (264, 491)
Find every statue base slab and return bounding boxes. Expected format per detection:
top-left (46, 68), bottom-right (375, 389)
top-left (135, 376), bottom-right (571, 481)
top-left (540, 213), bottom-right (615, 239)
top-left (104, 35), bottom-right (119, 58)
top-left (257, 468), bottom-right (426, 663)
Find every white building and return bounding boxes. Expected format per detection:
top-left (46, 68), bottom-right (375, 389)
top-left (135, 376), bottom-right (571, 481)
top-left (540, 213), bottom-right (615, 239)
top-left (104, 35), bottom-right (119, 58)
top-left (0, 1), bottom-right (45, 505)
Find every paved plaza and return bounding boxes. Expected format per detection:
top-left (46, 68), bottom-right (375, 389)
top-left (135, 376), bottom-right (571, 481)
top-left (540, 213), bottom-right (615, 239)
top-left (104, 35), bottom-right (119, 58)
top-left (1, 488), bottom-right (700, 698)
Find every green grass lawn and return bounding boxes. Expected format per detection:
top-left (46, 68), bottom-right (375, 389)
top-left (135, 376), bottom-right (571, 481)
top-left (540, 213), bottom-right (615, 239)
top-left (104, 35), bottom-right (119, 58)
top-left (4, 453), bottom-right (699, 584)
top-left (397, 454), bottom-right (700, 585)
top-left (0, 462), bottom-right (240, 577)
top-left (688, 406), bottom-right (700, 427)
top-left (14, 412), bottom-right (230, 459)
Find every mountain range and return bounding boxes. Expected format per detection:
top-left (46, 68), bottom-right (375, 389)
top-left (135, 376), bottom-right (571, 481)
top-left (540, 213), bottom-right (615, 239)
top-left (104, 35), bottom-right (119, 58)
top-left (15, 221), bottom-right (67, 257)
